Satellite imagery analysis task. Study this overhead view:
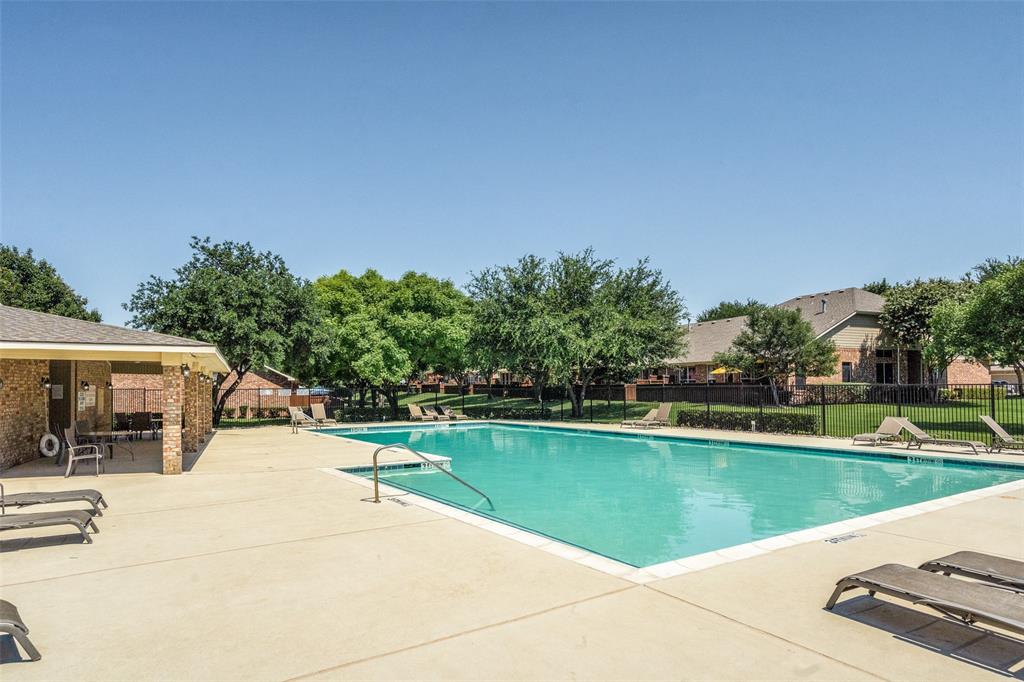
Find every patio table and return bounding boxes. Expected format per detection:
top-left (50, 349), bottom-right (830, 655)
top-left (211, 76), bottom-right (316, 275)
top-left (81, 430), bottom-right (136, 462)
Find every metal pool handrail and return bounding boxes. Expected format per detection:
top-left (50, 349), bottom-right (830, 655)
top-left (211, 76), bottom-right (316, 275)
top-left (370, 443), bottom-right (494, 510)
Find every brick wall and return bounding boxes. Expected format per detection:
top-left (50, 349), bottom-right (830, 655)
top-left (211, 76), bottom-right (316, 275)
top-left (111, 372), bottom-right (164, 391)
top-left (0, 359), bottom-right (49, 469)
top-left (946, 359), bottom-right (991, 384)
top-left (162, 365), bottom-right (183, 475)
top-left (75, 360), bottom-right (112, 430)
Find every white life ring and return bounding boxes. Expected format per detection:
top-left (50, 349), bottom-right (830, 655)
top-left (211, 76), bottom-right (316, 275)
top-left (39, 433), bottom-right (61, 458)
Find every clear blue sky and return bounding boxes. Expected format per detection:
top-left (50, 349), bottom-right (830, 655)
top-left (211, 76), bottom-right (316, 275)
top-left (2, 2), bottom-right (1022, 325)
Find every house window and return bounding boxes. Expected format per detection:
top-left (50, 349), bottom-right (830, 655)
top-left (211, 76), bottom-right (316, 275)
top-left (795, 374), bottom-right (807, 388)
top-left (842, 362), bottom-right (853, 383)
top-left (875, 349), bottom-right (894, 359)
top-left (876, 362), bottom-right (895, 384)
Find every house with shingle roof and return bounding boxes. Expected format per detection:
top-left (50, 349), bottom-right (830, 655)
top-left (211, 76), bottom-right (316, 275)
top-left (656, 288), bottom-right (990, 385)
top-left (0, 304), bottom-right (229, 472)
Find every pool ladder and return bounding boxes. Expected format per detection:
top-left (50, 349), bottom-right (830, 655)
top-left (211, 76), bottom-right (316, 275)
top-left (370, 443), bottom-right (494, 510)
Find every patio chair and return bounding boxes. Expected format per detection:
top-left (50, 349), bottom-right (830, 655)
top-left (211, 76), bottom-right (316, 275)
top-left (825, 563), bottom-right (1024, 638)
top-left (439, 406), bottom-right (471, 421)
top-left (0, 483), bottom-right (107, 516)
top-left (622, 409), bottom-right (659, 429)
top-left (851, 417), bottom-right (904, 446)
top-left (0, 509), bottom-right (99, 544)
top-left (0, 600), bottom-right (41, 661)
top-left (896, 418), bottom-right (988, 456)
top-left (980, 415), bottom-right (1024, 453)
top-left (919, 551), bottom-right (1024, 593)
top-left (652, 402), bottom-right (672, 426)
top-left (288, 407), bottom-right (319, 433)
top-left (408, 404), bottom-right (438, 421)
top-left (60, 428), bottom-right (103, 478)
top-left (310, 402), bottom-right (339, 427)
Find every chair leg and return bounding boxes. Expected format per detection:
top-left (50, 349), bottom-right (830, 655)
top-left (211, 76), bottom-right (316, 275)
top-left (1, 625), bottom-right (42, 661)
top-left (88, 519), bottom-right (99, 533)
top-left (65, 456), bottom-right (75, 478)
top-left (75, 522), bottom-right (93, 543)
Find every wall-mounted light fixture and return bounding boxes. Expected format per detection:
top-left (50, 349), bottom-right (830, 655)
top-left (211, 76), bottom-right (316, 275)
top-left (80, 381), bottom-right (90, 391)
top-left (106, 381), bottom-right (114, 390)
top-left (0, 378), bottom-right (5, 390)
top-left (181, 364), bottom-right (191, 378)
top-left (41, 376), bottom-right (51, 390)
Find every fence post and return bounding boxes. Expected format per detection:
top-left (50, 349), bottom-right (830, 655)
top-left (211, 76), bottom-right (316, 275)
top-left (896, 383), bottom-right (902, 418)
top-left (622, 390), bottom-right (626, 422)
top-left (820, 384), bottom-right (827, 436)
top-left (705, 382), bottom-right (711, 419)
top-left (589, 393), bottom-right (593, 423)
top-left (462, 387), bottom-right (465, 415)
top-left (560, 389), bottom-right (564, 421)
top-left (758, 386), bottom-right (764, 427)
top-left (258, 390), bottom-right (262, 424)
top-left (990, 382), bottom-right (997, 421)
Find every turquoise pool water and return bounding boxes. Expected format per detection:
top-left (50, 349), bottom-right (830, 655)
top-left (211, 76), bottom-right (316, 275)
top-left (332, 424), bottom-right (1023, 567)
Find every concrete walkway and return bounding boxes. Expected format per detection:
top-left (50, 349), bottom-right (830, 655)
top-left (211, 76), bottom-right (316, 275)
top-left (1, 423), bottom-right (1022, 680)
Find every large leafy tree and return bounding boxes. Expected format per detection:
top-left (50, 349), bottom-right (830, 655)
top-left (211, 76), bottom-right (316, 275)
top-left (0, 245), bottom-right (101, 321)
top-left (314, 269), bottom-right (471, 415)
top-left (469, 250), bottom-right (684, 418)
top-left (125, 237), bottom-right (321, 423)
top-left (965, 255), bottom-right (1023, 284)
top-left (958, 262), bottom-right (1024, 390)
top-left (713, 307), bottom-right (838, 402)
top-left (696, 298), bottom-right (766, 323)
top-left (879, 278), bottom-right (969, 377)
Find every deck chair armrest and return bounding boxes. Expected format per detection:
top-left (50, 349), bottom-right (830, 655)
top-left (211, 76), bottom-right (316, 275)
top-left (67, 443), bottom-right (102, 455)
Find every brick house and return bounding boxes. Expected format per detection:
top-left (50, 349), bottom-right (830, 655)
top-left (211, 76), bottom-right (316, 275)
top-left (0, 305), bottom-right (228, 473)
top-left (661, 288), bottom-right (990, 385)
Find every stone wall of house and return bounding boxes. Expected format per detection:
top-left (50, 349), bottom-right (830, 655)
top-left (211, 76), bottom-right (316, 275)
top-left (0, 359), bottom-right (49, 469)
top-left (946, 359), bottom-right (991, 384)
top-left (75, 361), bottom-right (112, 430)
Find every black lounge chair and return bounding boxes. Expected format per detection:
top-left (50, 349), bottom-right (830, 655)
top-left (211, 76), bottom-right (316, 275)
top-left (0, 509), bottom-right (98, 544)
top-left (0, 484), bottom-right (107, 516)
top-left (920, 551), bottom-right (1024, 593)
top-left (825, 563), bottom-right (1024, 637)
top-left (0, 600), bottom-right (40, 661)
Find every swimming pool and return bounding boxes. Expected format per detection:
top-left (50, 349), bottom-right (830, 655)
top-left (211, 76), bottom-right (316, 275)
top-left (329, 423), bottom-right (1024, 567)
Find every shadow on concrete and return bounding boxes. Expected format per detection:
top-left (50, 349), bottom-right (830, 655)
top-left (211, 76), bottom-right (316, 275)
top-left (831, 595), bottom-right (1024, 677)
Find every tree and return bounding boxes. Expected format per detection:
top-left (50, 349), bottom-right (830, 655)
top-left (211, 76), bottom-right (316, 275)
top-left (0, 245), bottom-right (101, 321)
top-left (958, 263), bottom-right (1024, 390)
top-left (125, 237), bottom-right (321, 424)
top-left (469, 249), bottom-right (685, 418)
top-left (966, 255), bottom-right (1023, 284)
top-left (314, 269), bottom-right (471, 415)
top-left (862, 278), bottom-right (893, 296)
top-left (879, 278), bottom-right (969, 378)
top-left (924, 299), bottom-right (972, 380)
top-left (713, 307), bottom-right (838, 402)
top-left (695, 298), bottom-right (766, 323)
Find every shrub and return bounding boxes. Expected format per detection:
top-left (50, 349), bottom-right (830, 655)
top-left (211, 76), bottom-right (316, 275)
top-left (337, 406), bottom-right (392, 422)
top-left (238, 404), bottom-right (249, 419)
top-left (223, 407), bottom-right (236, 419)
top-left (464, 406), bottom-right (552, 420)
top-left (676, 410), bottom-right (818, 435)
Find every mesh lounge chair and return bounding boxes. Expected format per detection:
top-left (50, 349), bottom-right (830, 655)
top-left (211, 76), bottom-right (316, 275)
top-left (408, 404), bottom-right (438, 421)
top-left (0, 600), bottom-right (41, 661)
top-left (0, 509), bottom-right (99, 544)
top-left (981, 415), bottom-right (1024, 453)
top-left (440, 406), bottom-right (471, 421)
top-left (652, 402), bottom-right (672, 426)
top-left (825, 563), bottom-right (1024, 638)
top-left (60, 428), bottom-right (103, 478)
top-left (919, 551), bottom-right (1024, 593)
top-left (622, 409), bottom-right (658, 429)
top-left (310, 402), bottom-right (339, 427)
top-left (851, 417), bottom-right (904, 446)
top-left (896, 418), bottom-right (988, 456)
top-left (0, 483), bottom-right (107, 516)
top-left (288, 407), bottom-right (319, 433)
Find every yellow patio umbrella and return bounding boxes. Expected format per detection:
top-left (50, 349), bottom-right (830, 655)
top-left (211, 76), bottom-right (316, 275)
top-left (710, 366), bottom-right (741, 375)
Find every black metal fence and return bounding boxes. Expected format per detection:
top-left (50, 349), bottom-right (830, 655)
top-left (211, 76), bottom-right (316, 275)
top-left (127, 380), bottom-right (1023, 444)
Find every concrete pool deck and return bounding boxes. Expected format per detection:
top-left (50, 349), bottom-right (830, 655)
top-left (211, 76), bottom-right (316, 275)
top-left (1, 422), bottom-right (1022, 680)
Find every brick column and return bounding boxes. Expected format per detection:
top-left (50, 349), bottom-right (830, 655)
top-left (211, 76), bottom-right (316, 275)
top-left (202, 376), bottom-right (213, 437)
top-left (183, 372), bottom-right (199, 453)
top-left (162, 364), bottom-right (184, 474)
